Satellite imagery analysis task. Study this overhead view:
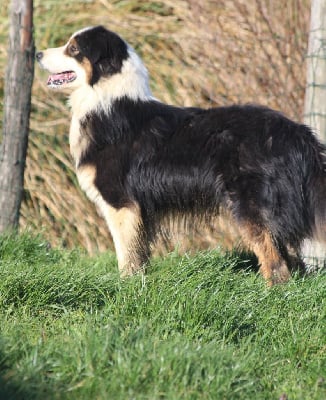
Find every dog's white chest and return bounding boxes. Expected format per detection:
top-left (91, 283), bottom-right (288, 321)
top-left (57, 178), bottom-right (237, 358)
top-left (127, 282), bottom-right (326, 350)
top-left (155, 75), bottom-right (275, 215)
top-left (69, 116), bottom-right (89, 166)
top-left (76, 164), bottom-right (110, 220)
top-left (77, 165), bottom-right (98, 202)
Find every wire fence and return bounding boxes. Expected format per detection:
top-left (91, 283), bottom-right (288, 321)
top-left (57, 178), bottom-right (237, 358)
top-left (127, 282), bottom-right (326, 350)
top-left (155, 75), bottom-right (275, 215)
top-left (302, 3), bottom-right (326, 267)
top-left (304, 27), bottom-right (326, 141)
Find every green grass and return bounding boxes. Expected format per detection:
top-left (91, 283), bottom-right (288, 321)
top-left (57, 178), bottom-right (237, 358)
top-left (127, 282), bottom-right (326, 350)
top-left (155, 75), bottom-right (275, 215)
top-left (0, 234), bottom-right (325, 399)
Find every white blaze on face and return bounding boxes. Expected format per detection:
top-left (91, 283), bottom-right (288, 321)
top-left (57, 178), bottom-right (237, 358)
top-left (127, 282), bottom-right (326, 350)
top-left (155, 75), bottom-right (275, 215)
top-left (37, 42), bottom-right (88, 90)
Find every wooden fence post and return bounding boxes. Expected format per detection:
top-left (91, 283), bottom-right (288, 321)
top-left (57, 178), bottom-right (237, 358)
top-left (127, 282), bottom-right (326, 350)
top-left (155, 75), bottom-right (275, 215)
top-left (0, 0), bottom-right (34, 232)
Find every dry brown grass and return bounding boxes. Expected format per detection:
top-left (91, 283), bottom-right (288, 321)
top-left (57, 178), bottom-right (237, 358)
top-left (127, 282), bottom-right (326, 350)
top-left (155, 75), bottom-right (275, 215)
top-left (0, 0), bottom-right (310, 253)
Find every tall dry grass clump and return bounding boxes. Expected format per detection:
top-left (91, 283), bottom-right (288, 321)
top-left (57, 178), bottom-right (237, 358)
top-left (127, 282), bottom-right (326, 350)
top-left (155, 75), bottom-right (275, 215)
top-left (0, 0), bottom-right (310, 253)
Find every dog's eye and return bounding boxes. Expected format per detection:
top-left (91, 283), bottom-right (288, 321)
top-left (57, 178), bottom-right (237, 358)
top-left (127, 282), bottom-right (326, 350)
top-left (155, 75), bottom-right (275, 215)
top-left (69, 44), bottom-right (79, 54)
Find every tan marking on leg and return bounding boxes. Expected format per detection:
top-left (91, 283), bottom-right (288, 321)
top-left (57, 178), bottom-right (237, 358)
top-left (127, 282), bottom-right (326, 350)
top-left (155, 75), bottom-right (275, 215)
top-left (76, 164), bottom-right (148, 276)
top-left (240, 223), bottom-right (291, 286)
top-left (104, 203), bottom-right (149, 277)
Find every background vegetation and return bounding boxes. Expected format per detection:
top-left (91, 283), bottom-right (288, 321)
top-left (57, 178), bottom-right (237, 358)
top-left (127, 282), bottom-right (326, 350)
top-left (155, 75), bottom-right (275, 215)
top-left (0, 0), bottom-right (310, 253)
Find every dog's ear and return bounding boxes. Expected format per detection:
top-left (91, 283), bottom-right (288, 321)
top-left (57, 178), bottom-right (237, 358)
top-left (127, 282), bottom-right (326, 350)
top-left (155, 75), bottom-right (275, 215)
top-left (94, 29), bottom-right (128, 76)
top-left (75, 26), bottom-right (128, 84)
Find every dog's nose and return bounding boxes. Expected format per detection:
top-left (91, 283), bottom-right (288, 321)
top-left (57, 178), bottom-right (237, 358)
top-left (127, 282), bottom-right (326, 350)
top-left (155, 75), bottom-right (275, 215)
top-left (35, 51), bottom-right (43, 61)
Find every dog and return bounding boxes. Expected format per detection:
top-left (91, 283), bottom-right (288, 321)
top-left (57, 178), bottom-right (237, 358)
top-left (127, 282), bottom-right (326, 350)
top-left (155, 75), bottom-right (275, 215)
top-left (36, 25), bottom-right (326, 285)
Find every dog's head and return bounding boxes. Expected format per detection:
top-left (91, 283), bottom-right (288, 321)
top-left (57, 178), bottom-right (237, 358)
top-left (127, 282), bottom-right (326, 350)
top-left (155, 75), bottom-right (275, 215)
top-left (36, 26), bottom-right (147, 93)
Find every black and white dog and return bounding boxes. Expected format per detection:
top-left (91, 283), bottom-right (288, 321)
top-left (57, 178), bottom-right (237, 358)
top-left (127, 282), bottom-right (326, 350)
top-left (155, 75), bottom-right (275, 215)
top-left (36, 25), bottom-right (326, 285)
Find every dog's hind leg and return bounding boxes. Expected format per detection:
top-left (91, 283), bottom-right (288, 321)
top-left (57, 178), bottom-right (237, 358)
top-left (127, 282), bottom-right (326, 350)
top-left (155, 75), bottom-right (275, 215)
top-left (103, 203), bottom-right (150, 277)
top-left (239, 222), bottom-right (291, 286)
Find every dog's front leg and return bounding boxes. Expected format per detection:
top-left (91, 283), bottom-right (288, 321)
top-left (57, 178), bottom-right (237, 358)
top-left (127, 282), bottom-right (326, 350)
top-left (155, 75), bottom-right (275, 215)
top-left (104, 203), bottom-right (150, 277)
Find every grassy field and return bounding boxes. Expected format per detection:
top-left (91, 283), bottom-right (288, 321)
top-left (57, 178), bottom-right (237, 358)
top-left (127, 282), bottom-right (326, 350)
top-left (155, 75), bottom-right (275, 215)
top-left (0, 233), bottom-right (325, 399)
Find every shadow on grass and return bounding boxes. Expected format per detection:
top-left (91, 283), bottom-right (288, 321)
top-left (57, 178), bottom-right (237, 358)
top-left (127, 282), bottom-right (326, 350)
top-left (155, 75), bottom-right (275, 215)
top-left (231, 250), bottom-right (260, 275)
top-left (232, 249), bottom-right (325, 278)
top-left (0, 376), bottom-right (20, 400)
top-left (0, 345), bottom-right (61, 400)
top-left (0, 347), bottom-right (26, 400)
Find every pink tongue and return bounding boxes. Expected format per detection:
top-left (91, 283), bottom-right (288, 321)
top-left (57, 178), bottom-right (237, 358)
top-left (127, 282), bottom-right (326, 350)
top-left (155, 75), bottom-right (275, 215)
top-left (47, 71), bottom-right (75, 85)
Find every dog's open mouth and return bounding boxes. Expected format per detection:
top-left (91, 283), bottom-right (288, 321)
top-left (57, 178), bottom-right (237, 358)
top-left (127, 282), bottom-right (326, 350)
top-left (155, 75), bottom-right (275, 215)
top-left (47, 71), bottom-right (77, 88)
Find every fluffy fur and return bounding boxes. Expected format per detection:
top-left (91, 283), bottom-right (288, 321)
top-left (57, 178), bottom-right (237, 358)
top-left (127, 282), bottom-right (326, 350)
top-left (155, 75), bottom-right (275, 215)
top-left (36, 25), bottom-right (326, 285)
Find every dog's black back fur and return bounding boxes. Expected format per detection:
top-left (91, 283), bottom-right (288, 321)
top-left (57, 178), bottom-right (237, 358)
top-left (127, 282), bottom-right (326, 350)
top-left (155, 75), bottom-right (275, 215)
top-left (80, 99), bottom-right (326, 250)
